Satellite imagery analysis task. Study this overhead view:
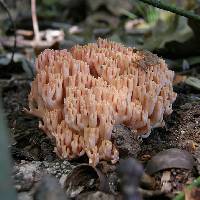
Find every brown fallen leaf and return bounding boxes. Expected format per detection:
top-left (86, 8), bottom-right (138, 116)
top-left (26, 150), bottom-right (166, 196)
top-left (145, 148), bottom-right (194, 175)
top-left (173, 74), bottom-right (187, 85)
top-left (63, 164), bottom-right (109, 198)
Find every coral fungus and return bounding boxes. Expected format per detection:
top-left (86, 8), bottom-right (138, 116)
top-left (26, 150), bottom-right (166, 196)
top-left (27, 38), bottom-right (177, 166)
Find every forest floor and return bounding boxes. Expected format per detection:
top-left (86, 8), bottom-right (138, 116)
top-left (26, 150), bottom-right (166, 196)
top-left (1, 1), bottom-right (200, 199)
top-left (1, 64), bottom-right (200, 199)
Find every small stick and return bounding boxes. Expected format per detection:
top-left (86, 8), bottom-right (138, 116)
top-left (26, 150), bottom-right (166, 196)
top-left (31, 0), bottom-right (40, 43)
top-left (134, 0), bottom-right (200, 21)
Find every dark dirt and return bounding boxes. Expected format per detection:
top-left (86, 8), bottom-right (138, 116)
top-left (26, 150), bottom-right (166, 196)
top-left (1, 75), bottom-right (200, 199)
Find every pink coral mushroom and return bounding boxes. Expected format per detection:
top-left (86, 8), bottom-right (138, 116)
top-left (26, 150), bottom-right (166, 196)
top-left (26, 38), bottom-right (177, 166)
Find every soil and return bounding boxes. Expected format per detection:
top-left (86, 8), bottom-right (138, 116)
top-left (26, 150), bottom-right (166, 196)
top-left (1, 71), bottom-right (200, 199)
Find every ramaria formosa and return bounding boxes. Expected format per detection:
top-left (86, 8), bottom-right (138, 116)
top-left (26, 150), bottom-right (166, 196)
top-left (26, 38), bottom-right (177, 166)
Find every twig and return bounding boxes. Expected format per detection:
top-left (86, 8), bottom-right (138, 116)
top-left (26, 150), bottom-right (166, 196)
top-left (135, 0), bottom-right (200, 22)
top-left (0, 0), bottom-right (16, 64)
top-left (31, 0), bottom-right (40, 43)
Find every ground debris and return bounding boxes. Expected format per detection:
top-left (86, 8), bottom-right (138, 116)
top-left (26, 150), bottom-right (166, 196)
top-left (112, 125), bottom-right (141, 158)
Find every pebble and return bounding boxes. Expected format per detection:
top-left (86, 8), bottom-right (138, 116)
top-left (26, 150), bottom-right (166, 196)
top-left (63, 161), bottom-right (69, 165)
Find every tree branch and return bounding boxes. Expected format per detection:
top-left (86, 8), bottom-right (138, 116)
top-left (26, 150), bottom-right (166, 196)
top-left (136, 0), bottom-right (200, 21)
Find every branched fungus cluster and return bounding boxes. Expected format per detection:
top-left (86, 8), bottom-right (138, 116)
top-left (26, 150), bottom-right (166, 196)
top-left (27, 38), bottom-right (177, 166)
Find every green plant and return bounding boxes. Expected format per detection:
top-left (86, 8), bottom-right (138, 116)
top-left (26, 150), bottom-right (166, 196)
top-left (135, 2), bottom-right (159, 23)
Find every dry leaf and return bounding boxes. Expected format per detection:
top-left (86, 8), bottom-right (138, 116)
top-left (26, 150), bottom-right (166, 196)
top-left (145, 148), bottom-right (194, 175)
top-left (173, 74), bottom-right (187, 85)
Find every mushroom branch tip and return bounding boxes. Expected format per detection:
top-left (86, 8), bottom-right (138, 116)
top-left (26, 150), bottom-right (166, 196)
top-left (27, 38), bottom-right (177, 166)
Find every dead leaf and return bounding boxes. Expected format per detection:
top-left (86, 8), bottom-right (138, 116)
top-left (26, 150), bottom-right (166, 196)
top-left (173, 74), bottom-right (187, 85)
top-left (63, 164), bottom-right (109, 198)
top-left (145, 148), bottom-right (194, 175)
